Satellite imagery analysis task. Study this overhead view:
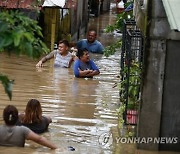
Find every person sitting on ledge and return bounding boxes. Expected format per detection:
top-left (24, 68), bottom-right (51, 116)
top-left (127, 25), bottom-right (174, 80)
top-left (73, 48), bottom-right (100, 78)
top-left (0, 105), bottom-right (57, 149)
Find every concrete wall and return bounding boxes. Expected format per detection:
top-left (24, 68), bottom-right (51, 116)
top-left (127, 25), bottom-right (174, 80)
top-left (137, 38), bottom-right (166, 150)
top-left (133, 0), bottom-right (146, 34)
top-left (135, 0), bottom-right (180, 151)
top-left (160, 40), bottom-right (180, 151)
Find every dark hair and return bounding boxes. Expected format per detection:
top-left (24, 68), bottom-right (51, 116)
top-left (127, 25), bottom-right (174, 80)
top-left (22, 99), bottom-right (42, 123)
top-left (58, 40), bottom-right (70, 47)
top-left (88, 29), bottom-right (97, 35)
top-left (76, 48), bottom-right (88, 59)
top-left (3, 105), bottom-right (18, 126)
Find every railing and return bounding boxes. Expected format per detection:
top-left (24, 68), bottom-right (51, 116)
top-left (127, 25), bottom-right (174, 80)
top-left (120, 19), bottom-right (144, 125)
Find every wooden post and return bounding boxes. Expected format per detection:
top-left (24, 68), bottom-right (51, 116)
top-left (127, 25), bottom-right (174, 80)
top-left (51, 9), bottom-right (57, 51)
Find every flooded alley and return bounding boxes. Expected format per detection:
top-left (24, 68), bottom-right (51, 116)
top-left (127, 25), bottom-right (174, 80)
top-left (1, 1), bottom-right (180, 153)
top-left (0, 3), bottom-right (122, 154)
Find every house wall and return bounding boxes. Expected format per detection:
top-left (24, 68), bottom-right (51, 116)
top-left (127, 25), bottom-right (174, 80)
top-left (43, 8), bottom-right (61, 50)
top-left (59, 9), bottom-right (71, 41)
top-left (134, 0), bottom-right (180, 151)
top-left (160, 40), bottom-right (180, 151)
top-left (42, 0), bottom-right (89, 49)
top-left (70, 0), bottom-right (89, 42)
top-left (133, 0), bottom-right (146, 34)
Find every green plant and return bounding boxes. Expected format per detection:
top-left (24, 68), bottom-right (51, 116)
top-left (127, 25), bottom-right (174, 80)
top-left (105, 2), bottom-right (133, 33)
top-left (0, 74), bottom-right (14, 100)
top-left (116, 62), bottom-right (141, 136)
top-left (0, 10), bottom-right (49, 57)
top-left (104, 2), bottom-right (133, 57)
top-left (116, 103), bottom-right (125, 130)
top-left (35, 0), bottom-right (42, 6)
top-left (104, 40), bottom-right (122, 57)
top-left (0, 10), bottom-right (49, 100)
top-left (120, 61), bottom-right (141, 107)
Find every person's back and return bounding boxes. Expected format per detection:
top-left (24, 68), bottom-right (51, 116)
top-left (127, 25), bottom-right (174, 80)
top-left (17, 99), bottom-right (52, 134)
top-left (0, 105), bottom-right (57, 149)
top-left (17, 116), bottom-right (50, 134)
top-left (0, 125), bottom-right (30, 147)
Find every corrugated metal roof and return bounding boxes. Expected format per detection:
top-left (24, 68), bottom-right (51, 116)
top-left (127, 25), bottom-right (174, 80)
top-left (162, 0), bottom-right (180, 31)
top-left (42, 0), bottom-right (66, 7)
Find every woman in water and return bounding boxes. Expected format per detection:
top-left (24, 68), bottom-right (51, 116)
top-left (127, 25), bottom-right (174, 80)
top-left (17, 99), bottom-right (52, 134)
top-left (0, 105), bottom-right (57, 149)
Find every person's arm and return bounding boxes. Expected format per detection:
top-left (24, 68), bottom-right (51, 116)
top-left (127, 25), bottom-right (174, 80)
top-left (26, 131), bottom-right (57, 149)
top-left (85, 60), bottom-right (100, 77)
top-left (85, 70), bottom-right (100, 77)
top-left (68, 57), bottom-right (74, 68)
top-left (79, 69), bottom-right (94, 77)
top-left (73, 60), bottom-right (92, 77)
top-left (36, 51), bottom-right (56, 67)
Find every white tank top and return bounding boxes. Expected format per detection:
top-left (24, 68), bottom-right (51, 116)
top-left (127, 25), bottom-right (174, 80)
top-left (54, 52), bottom-right (72, 68)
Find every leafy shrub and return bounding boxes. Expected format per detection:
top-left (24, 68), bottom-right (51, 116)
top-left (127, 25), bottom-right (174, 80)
top-left (0, 10), bottom-right (49, 58)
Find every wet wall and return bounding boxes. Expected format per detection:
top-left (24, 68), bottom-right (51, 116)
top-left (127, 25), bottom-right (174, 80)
top-left (135, 0), bottom-right (180, 151)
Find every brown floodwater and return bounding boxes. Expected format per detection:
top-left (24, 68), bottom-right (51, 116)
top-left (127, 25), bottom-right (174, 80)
top-left (0, 50), bottom-right (120, 154)
top-left (0, 3), bottom-right (120, 153)
top-left (0, 2), bottom-right (179, 154)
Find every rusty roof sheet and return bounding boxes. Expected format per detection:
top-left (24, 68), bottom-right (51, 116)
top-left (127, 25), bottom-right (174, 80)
top-left (0, 0), bottom-right (42, 9)
top-left (0, 0), bottom-right (77, 9)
